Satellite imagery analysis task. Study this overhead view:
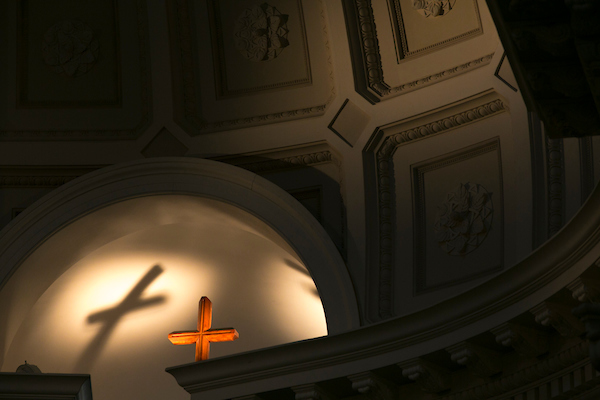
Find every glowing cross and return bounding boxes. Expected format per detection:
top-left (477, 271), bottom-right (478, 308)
top-left (168, 297), bottom-right (239, 361)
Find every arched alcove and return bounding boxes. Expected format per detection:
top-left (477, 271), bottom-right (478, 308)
top-left (0, 158), bottom-right (359, 399)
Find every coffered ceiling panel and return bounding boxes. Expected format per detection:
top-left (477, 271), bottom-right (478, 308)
top-left (412, 138), bottom-right (503, 294)
top-left (0, 0), bottom-right (152, 140)
top-left (344, 0), bottom-right (497, 103)
top-left (168, 0), bottom-right (335, 135)
top-left (363, 90), bottom-right (533, 320)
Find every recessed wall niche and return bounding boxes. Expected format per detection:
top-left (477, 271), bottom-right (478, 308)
top-left (17, 0), bottom-right (121, 107)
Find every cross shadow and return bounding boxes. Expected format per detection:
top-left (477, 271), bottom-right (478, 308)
top-left (73, 264), bottom-right (167, 373)
top-left (284, 259), bottom-right (320, 298)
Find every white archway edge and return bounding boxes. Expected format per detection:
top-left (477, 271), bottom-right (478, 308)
top-left (0, 158), bottom-right (360, 363)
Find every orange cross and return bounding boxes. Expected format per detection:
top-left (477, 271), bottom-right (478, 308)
top-left (168, 297), bottom-right (239, 361)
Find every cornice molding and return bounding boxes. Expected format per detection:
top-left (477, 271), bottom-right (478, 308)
top-left (440, 341), bottom-right (590, 400)
top-left (167, 153), bottom-right (600, 396)
top-left (0, 373), bottom-right (93, 399)
top-left (217, 151), bottom-right (338, 175)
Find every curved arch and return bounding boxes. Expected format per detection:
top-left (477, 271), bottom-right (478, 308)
top-left (0, 158), bottom-right (360, 358)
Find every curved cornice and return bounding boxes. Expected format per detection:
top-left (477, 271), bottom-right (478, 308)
top-left (167, 176), bottom-right (600, 394)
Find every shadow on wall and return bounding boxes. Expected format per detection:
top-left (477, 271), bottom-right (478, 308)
top-left (284, 259), bottom-right (320, 299)
top-left (74, 264), bottom-right (167, 372)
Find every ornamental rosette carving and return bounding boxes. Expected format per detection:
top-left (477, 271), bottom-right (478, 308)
top-left (413, 0), bottom-right (456, 17)
top-left (42, 20), bottom-right (99, 77)
top-left (234, 3), bottom-right (290, 62)
top-left (434, 183), bottom-right (493, 256)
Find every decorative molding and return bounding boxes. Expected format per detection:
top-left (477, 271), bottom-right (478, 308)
top-left (491, 323), bottom-right (549, 358)
top-left (219, 151), bottom-right (337, 175)
top-left (1, 0), bottom-right (152, 141)
top-left (377, 99), bottom-right (506, 158)
top-left (446, 342), bottom-right (502, 378)
top-left (573, 303), bottom-right (600, 371)
top-left (439, 341), bottom-right (591, 400)
top-left (348, 371), bottom-right (397, 400)
top-left (371, 95), bottom-right (507, 318)
top-left (398, 358), bottom-right (450, 393)
top-left (172, 0), bottom-right (335, 134)
top-left (343, 0), bottom-right (492, 103)
top-left (546, 137), bottom-right (565, 237)
top-left (0, 373), bottom-right (93, 399)
top-left (530, 301), bottom-right (585, 337)
top-left (388, 0), bottom-right (482, 60)
top-left (292, 383), bottom-right (336, 400)
top-left (567, 276), bottom-right (600, 303)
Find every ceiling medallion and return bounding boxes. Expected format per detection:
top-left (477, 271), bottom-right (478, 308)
top-left (412, 0), bottom-right (457, 17)
top-left (42, 20), bottom-right (99, 77)
top-left (434, 182), bottom-right (493, 256)
top-left (234, 3), bottom-right (290, 62)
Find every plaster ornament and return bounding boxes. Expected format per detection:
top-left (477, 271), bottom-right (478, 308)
top-left (234, 3), bottom-right (290, 62)
top-left (168, 297), bottom-right (239, 361)
top-left (412, 0), bottom-right (457, 17)
top-left (433, 182), bottom-right (493, 256)
top-left (42, 20), bottom-right (99, 77)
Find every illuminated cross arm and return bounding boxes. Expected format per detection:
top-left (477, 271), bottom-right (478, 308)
top-left (168, 297), bottom-right (239, 361)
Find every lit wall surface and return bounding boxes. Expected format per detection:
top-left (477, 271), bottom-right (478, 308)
top-left (0, 195), bottom-right (327, 400)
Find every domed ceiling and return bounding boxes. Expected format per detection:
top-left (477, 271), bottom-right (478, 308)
top-left (1, 1), bottom-right (600, 398)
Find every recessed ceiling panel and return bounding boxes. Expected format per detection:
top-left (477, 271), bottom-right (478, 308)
top-left (0, 0), bottom-right (152, 140)
top-left (343, 0), bottom-right (496, 103)
top-left (388, 0), bottom-right (482, 59)
top-left (169, 0), bottom-right (335, 134)
top-left (209, 0), bottom-right (311, 97)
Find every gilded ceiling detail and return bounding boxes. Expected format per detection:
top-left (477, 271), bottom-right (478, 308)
top-left (434, 182), bottom-right (493, 256)
top-left (42, 20), bottom-right (99, 77)
top-left (234, 3), bottom-right (290, 62)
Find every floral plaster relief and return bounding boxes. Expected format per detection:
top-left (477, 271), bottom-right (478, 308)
top-left (234, 3), bottom-right (290, 62)
top-left (42, 20), bottom-right (99, 77)
top-left (434, 182), bottom-right (493, 256)
top-left (412, 0), bottom-right (457, 17)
